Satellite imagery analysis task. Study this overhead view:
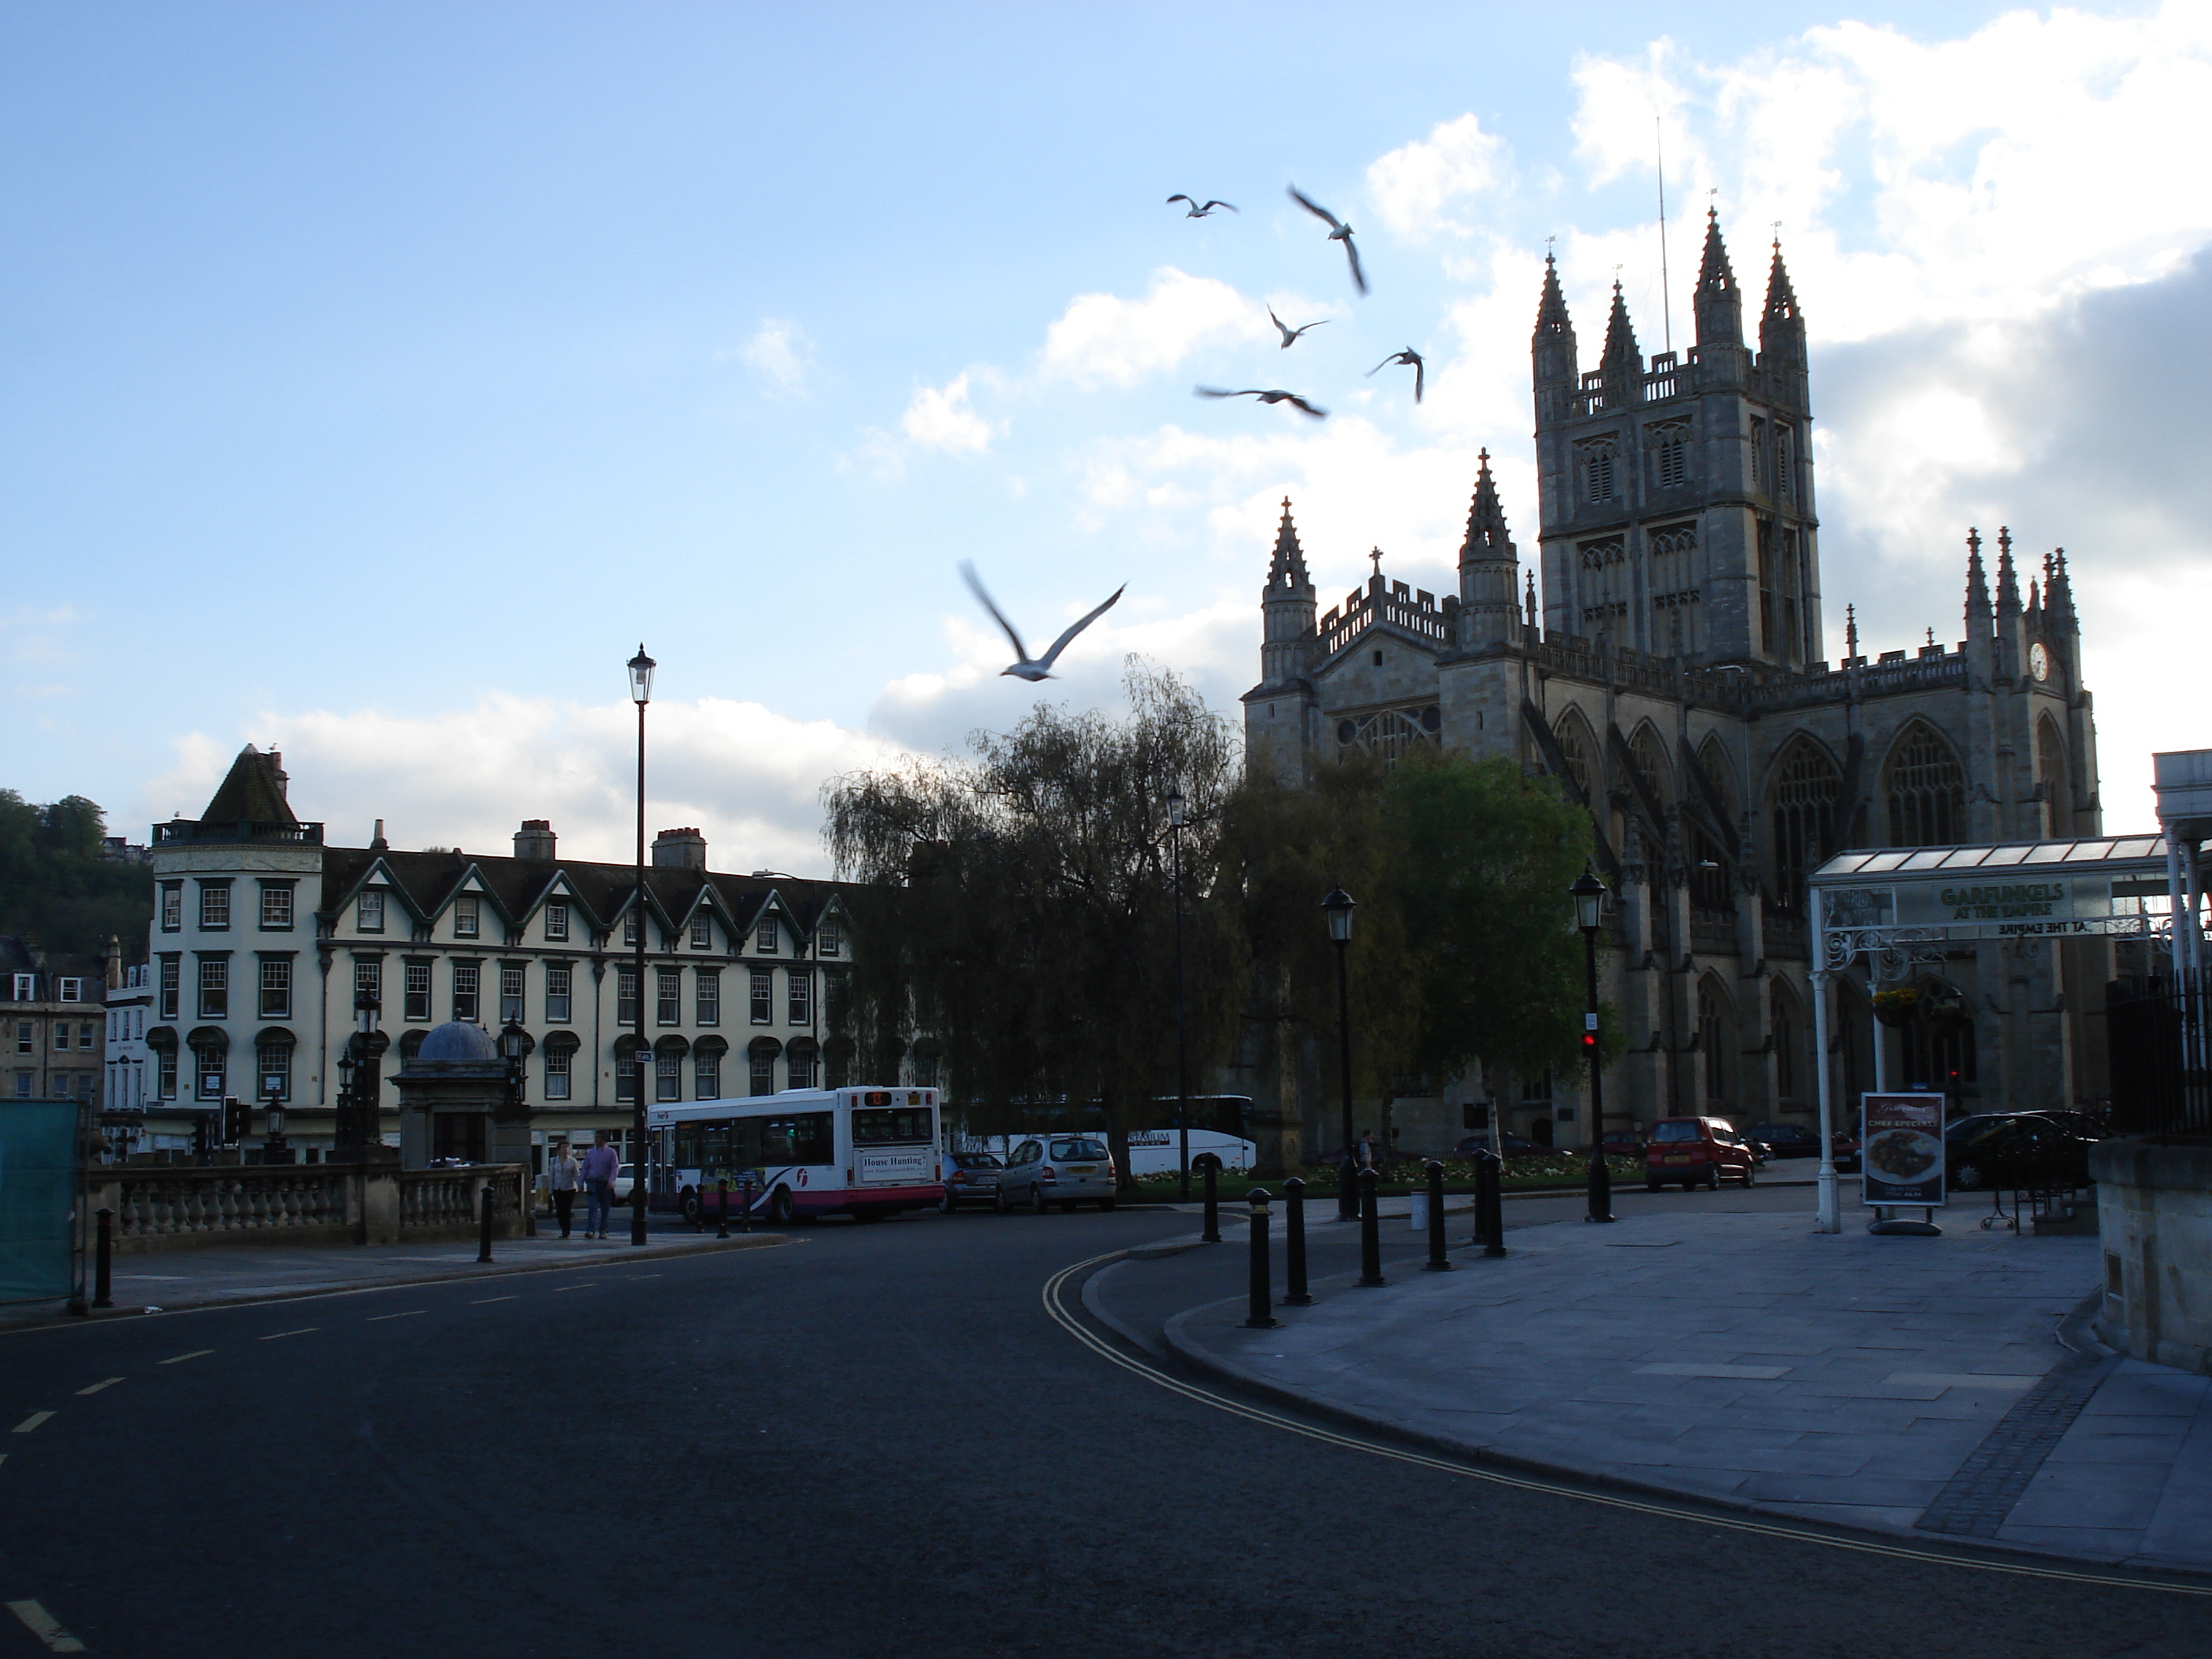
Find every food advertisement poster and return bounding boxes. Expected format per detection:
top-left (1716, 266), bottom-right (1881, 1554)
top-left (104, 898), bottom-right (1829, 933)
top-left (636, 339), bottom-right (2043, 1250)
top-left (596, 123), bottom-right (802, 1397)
top-left (1861, 1093), bottom-right (1946, 1206)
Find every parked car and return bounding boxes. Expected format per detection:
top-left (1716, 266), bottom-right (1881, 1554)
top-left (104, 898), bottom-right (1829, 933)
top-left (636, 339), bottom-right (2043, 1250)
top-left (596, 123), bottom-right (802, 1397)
top-left (1643, 1117), bottom-right (1760, 1190)
top-left (1944, 1114), bottom-right (2094, 1192)
top-left (613, 1163), bottom-right (636, 1203)
top-left (1454, 1131), bottom-right (1547, 1159)
top-left (1747, 1122), bottom-right (1861, 1169)
top-left (1599, 1129), bottom-right (1647, 1159)
top-left (999, 1134), bottom-right (1117, 1212)
top-left (939, 1150), bottom-right (1004, 1214)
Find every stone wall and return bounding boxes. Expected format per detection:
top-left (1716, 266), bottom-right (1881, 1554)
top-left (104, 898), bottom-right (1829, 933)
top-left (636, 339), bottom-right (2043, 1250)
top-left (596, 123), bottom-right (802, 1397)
top-left (83, 1162), bottom-right (529, 1253)
top-left (2091, 1138), bottom-right (2212, 1374)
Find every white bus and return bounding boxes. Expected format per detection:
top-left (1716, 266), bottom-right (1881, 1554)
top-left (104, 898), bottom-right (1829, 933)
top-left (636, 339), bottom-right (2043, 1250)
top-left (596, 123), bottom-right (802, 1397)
top-left (646, 1087), bottom-right (942, 1225)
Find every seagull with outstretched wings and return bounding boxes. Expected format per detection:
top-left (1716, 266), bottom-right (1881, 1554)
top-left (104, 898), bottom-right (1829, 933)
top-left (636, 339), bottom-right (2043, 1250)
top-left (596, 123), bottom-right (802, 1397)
top-left (1287, 185), bottom-right (1367, 294)
top-left (1269, 307), bottom-right (1329, 349)
top-left (1195, 386), bottom-right (1328, 419)
top-left (1167, 195), bottom-right (1237, 218)
top-left (960, 563), bottom-right (1125, 682)
top-left (1368, 348), bottom-right (1426, 403)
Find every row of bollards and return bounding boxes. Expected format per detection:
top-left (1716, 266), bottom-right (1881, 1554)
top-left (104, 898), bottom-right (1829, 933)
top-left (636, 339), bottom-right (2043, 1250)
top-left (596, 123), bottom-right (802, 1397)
top-left (1233, 1155), bottom-right (1510, 1326)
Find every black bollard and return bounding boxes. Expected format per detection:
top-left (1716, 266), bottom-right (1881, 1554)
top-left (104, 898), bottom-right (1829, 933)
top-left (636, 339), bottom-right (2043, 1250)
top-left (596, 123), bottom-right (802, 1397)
top-left (1282, 1176), bottom-right (1313, 1306)
top-left (93, 1207), bottom-right (115, 1309)
top-left (1586, 1137), bottom-right (1615, 1225)
top-left (1474, 1148), bottom-right (1507, 1258)
top-left (477, 1181), bottom-right (496, 1264)
top-left (1423, 1161), bottom-right (1453, 1272)
top-left (739, 1174), bottom-right (755, 1234)
top-left (1357, 1167), bottom-right (1386, 1286)
top-left (716, 1177), bottom-right (731, 1240)
top-left (1201, 1159), bottom-right (1221, 1243)
top-left (1244, 1189), bottom-right (1279, 1328)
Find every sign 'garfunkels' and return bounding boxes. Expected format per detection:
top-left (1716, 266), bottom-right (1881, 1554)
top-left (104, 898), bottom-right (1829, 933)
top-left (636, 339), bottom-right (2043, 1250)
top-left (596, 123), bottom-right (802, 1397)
top-left (1826, 875), bottom-right (2139, 940)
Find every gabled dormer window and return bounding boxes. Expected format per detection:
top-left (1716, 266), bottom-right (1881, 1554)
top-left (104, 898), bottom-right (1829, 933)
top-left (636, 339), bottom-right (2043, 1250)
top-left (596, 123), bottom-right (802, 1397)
top-left (690, 917), bottom-right (712, 950)
top-left (545, 901), bottom-right (569, 942)
top-left (756, 915), bottom-right (778, 954)
top-left (358, 889), bottom-right (386, 933)
top-left (819, 920), bottom-right (840, 958)
top-left (453, 895), bottom-right (480, 939)
top-left (624, 914), bottom-right (639, 947)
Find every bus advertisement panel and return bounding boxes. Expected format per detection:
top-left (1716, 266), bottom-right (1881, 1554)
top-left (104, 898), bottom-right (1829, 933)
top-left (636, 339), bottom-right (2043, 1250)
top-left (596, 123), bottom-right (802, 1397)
top-left (646, 1088), bottom-right (940, 1225)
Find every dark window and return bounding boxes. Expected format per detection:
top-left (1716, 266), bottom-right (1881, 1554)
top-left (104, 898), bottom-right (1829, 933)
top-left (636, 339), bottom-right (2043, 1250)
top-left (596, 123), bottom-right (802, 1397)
top-left (617, 969), bottom-right (639, 1027)
top-left (741, 1111), bottom-right (833, 1168)
top-left (545, 901), bottom-right (569, 941)
top-left (197, 958), bottom-right (228, 1020)
top-left (452, 963), bottom-right (479, 1024)
top-left (544, 1043), bottom-right (572, 1101)
top-left (354, 959), bottom-right (382, 1016)
top-left (1885, 723), bottom-right (1965, 848)
top-left (256, 1042), bottom-right (292, 1101)
top-left (1771, 738), bottom-right (1840, 909)
top-left (756, 915), bottom-right (778, 954)
top-left (819, 920), bottom-right (840, 957)
top-left (787, 970), bottom-right (811, 1026)
top-left (500, 965), bottom-right (525, 1024)
top-left (259, 884), bottom-right (294, 931)
top-left (853, 1106), bottom-right (934, 1144)
top-left (357, 890), bottom-right (385, 933)
top-left (258, 958), bottom-right (291, 1019)
top-left (159, 883), bottom-right (181, 932)
top-left (690, 917), bottom-right (712, 950)
top-left (696, 971), bottom-right (720, 1026)
top-left (695, 1053), bottom-right (720, 1098)
top-left (404, 963), bottom-right (432, 1022)
top-left (199, 882), bottom-right (231, 931)
top-left (786, 1044), bottom-right (815, 1089)
top-left (1698, 986), bottom-right (1729, 1106)
top-left (617, 1055), bottom-right (640, 1103)
top-left (656, 1050), bottom-right (681, 1103)
top-left (158, 956), bottom-right (180, 1020)
top-left (750, 1048), bottom-right (776, 1095)
top-left (545, 964), bottom-right (572, 1024)
top-left (750, 970), bottom-right (772, 1024)
top-left (657, 969), bottom-right (681, 1025)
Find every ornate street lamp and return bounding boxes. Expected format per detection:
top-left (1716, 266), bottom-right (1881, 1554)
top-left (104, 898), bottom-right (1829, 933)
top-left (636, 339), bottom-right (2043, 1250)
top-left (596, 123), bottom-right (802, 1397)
top-left (627, 644), bottom-right (656, 1247)
top-left (1572, 866), bottom-right (1614, 1224)
top-left (335, 1051), bottom-right (357, 1157)
top-left (1169, 782), bottom-right (1190, 1202)
top-left (1322, 886), bottom-right (1357, 1221)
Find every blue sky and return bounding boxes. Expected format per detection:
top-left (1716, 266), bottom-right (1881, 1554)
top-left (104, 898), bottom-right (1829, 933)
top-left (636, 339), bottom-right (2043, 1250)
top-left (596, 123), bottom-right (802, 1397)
top-left (6, 2), bottom-right (2207, 867)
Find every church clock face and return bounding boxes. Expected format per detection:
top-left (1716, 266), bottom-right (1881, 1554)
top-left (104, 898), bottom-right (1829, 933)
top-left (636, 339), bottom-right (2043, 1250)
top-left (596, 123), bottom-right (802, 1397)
top-left (2029, 641), bottom-right (2051, 682)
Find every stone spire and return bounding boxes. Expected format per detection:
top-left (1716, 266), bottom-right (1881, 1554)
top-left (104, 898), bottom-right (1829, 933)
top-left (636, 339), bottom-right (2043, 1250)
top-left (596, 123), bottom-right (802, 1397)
top-left (2046, 547), bottom-right (2078, 636)
top-left (1457, 449), bottom-right (1522, 647)
top-left (1994, 526), bottom-right (2022, 619)
top-left (1532, 250), bottom-right (1579, 397)
top-left (1260, 497), bottom-right (1317, 687)
top-left (1759, 239), bottom-right (1804, 364)
top-left (1265, 496), bottom-right (1309, 593)
top-left (1601, 279), bottom-right (1643, 389)
top-left (1693, 207), bottom-right (1742, 350)
top-left (1965, 526), bottom-right (1990, 637)
top-left (1525, 569), bottom-right (1539, 633)
top-left (1844, 603), bottom-right (1859, 661)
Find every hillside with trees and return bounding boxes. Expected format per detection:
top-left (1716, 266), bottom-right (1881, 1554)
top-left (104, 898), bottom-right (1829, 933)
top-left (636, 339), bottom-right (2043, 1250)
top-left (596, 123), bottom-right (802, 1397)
top-left (0, 791), bottom-right (154, 958)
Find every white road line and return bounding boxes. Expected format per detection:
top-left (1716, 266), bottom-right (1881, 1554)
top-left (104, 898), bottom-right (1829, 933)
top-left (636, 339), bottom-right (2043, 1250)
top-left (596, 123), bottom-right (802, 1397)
top-left (258, 1328), bottom-right (318, 1341)
top-left (469, 1296), bottom-right (515, 1305)
top-left (366, 1311), bottom-right (427, 1322)
top-left (5, 1599), bottom-right (86, 1652)
top-left (157, 1350), bottom-right (213, 1365)
top-left (555, 1284), bottom-right (599, 1292)
top-left (75, 1379), bottom-right (123, 1397)
top-left (11, 1412), bottom-right (53, 1435)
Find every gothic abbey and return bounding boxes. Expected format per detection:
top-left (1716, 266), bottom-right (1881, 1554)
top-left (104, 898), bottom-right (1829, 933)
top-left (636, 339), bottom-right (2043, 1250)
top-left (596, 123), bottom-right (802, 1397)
top-left (1243, 211), bottom-right (2105, 1151)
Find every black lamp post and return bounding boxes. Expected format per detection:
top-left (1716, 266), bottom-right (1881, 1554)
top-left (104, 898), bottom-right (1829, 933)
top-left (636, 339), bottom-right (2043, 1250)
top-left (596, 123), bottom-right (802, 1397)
top-left (1169, 782), bottom-right (1190, 1202)
top-left (500, 1019), bottom-right (527, 1104)
top-left (627, 643), bottom-right (656, 1247)
top-left (1572, 867), bottom-right (1614, 1224)
top-left (262, 1075), bottom-right (287, 1164)
top-left (335, 1052), bottom-right (357, 1158)
top-left (1322, 886), bottom-right (1357, 1221)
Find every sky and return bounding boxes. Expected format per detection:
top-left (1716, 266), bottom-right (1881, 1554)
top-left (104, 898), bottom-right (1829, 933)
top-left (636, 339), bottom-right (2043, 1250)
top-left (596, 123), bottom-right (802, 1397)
top-left (5, 2), bottom-right (2209, 871)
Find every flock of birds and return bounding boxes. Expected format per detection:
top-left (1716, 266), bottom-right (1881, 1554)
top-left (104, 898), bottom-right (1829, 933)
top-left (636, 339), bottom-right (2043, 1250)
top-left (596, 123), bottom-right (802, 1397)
top-left (1185, 185), bottom-right (1423, 419)
top-left (962, 182), bottom-right (1422, 679)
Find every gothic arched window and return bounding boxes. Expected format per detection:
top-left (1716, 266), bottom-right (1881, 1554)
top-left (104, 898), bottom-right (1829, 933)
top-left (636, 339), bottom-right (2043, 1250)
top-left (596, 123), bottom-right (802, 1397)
top-left (1646, 421), bottom-right (1690, 489)
top-left (1575, 435), bottom-right (1619, 504)
top-left (1630, 724), bottom-right (1672, 809)
top-left (1697, 978), bottom-right (1731, 1107)
top-left (1555, 710), bottom-right (1596, 804)
top-left (1690, 735), bottom-right (1735, 910)
top-left (2037, 717), bottom-right (2071, 840)
top-left (1771, 736), bottom-right (1841, 908)
top-left (1771, 983), bottom-right (1803, 1103)
top-left (1884, 722), bottom-right (1965, 848)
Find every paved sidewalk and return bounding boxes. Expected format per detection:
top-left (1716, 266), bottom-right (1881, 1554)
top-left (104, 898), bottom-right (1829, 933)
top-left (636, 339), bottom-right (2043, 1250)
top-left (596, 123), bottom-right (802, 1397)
top-left (1161, 1209), bottom-right (2212, 1573)
top-left (1, 1226), bottom-right (788, 1330)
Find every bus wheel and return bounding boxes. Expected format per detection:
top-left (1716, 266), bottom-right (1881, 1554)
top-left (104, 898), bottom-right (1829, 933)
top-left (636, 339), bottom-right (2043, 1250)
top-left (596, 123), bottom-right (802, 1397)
top-left (680, 1189), bottom-right (702, 1228)
top-left (767, 1187), bottom-right (796, 1225)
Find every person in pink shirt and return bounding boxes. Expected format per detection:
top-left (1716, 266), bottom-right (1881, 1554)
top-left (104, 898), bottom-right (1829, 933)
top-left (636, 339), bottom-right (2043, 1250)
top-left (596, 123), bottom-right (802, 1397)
top-left (580, 1133), bottom-right (621, 1239)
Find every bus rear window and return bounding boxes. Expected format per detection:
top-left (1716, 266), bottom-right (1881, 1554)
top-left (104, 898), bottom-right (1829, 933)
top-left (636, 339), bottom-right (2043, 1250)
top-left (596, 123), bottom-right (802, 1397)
top-left (742, 1111), bottom-right (834, 1168)
top-left (854, 1107), bottom-right (934, 1144)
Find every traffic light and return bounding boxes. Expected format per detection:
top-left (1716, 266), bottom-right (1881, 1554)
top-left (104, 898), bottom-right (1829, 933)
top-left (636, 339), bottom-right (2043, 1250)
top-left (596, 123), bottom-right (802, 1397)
top-left (222, 1096), bottom-right (247, 1144)
top-left (192, 1116), bottom-right (211, 1159)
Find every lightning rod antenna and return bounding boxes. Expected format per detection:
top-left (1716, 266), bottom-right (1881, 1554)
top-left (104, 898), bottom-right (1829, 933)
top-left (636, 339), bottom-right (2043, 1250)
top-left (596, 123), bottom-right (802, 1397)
top-left (1656, 116), bottom-right (1672, 355)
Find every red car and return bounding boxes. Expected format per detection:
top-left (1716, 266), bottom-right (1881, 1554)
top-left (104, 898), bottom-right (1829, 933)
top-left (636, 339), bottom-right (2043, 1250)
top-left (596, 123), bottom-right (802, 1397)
top-left (1644, 1117), bottom-right (1759, 1191)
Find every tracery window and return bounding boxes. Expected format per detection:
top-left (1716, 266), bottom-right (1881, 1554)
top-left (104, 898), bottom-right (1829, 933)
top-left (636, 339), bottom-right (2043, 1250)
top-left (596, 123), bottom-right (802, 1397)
top-left (1554, 713), bottom-right (1595, 803)
top-left (1697, 981), bottom-right (1730, 1106)
top-left (1884, 723), bottom-right (1965, 848)
top-left (1771, 737), bottom-right (1841, 909)
top-left (1629, 725), bottom-right (1672, 809)
top-left (1574, 435), bottom-right (1620, 504)
top-left (2037, 718), bottom-right (2070, 840)
top-left (1335, 705), bottom-right (1441, 767)
top-left (1646, 420), bottom-right (1690, 489)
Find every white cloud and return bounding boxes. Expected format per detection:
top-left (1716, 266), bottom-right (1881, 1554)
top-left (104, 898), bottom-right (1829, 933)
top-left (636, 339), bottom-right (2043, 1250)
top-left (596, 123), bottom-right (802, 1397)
top-left (1039, 266), bottom-right (1273, 389)
top-left (900, 372), bottom-right (997, 454)
top-left (142, 694), bottom-right (908, 877)
top-left (1366, 114), bottom-right (1509, 239)
top-left (734, 318), bottom-right (815, 395)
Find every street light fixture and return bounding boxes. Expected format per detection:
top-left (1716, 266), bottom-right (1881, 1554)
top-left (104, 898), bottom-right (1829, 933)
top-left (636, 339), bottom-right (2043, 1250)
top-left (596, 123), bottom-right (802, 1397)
top-left (627, 643), bottom-right (656, 1247)
top-left (1168, 782), bottom-right (1190, 1202)
top-left (1571, 866), bottom-right (1614, 1224)
top-left (1321, 886), bottom-right (1357, 1221)
top-left (336, 1052), bottom-right (357, 1156)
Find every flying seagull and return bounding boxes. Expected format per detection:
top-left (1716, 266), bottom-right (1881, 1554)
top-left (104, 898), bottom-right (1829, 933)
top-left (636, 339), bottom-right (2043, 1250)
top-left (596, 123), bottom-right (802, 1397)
top-left (1287, 185), bottom-right (1367, 294)
top-left (1269, 307), bottom-right (1330, 349)
top-left (1368, 347), bottom-right (1426, 403)
top-left (1167, 195), bottom-right (1237, 218)
top-left (1195, 386), bottom-right (1328, 419)
top-left (959, 562), bottom-right (1125, 682)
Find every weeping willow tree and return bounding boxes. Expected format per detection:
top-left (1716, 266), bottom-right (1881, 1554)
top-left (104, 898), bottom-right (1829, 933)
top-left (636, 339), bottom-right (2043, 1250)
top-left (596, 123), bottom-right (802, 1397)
top-left (822, 664), bottom-right (1243, 1189)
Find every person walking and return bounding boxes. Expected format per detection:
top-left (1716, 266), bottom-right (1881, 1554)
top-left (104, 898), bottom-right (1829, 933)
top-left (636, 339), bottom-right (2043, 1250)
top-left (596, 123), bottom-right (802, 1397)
top-left (547, 1140), bottom-right (581, 1239)
top-left (580, 1133), bottom-right (620, 1240)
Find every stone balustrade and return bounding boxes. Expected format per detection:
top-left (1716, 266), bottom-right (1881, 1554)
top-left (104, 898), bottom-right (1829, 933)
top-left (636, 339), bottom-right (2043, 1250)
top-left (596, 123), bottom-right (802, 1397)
top-left (82, 1163), bottom-right (529, 1254)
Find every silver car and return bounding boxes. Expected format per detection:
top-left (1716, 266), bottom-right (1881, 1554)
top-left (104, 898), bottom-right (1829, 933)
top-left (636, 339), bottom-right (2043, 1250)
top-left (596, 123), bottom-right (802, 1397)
top-left (999, 1134), bottom-right (1117, 1213)
top-left (940, 1150), bottom-right (1004, 1214)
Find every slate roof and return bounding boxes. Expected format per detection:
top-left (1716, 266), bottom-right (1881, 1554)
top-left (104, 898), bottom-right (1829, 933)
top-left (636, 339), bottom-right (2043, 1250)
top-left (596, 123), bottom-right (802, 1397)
top-left (198, 745), bottom-right (296, 826)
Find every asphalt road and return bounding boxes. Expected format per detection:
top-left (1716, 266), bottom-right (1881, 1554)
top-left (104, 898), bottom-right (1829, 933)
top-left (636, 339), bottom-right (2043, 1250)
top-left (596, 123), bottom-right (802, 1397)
top-left (0, 1187), bottom-right (2202, 1658)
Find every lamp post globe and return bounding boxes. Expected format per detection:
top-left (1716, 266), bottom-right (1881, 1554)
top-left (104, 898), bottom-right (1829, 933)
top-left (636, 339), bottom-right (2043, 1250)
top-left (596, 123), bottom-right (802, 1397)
top-left (625, 644), bottom-right (654, 1246)
top-left (1320, 886), bottom-right (1357, 1219)
top-left (1570, 866), bottom-right (1614, 1223)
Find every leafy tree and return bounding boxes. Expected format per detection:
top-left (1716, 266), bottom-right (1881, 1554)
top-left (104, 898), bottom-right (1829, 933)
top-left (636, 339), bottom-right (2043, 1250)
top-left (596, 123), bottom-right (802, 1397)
top-left (0, 791), bottom-right (153, 958)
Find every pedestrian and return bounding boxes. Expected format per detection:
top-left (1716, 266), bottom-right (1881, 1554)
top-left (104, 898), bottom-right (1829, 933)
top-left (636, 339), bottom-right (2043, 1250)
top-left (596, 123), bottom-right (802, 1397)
top-left (580, 1133), bottom-right (620, 1240)
top-left (547, 1139), bottom-right (580, 1239)
top-left (1357, 1129), bottom-right (1376, 1170)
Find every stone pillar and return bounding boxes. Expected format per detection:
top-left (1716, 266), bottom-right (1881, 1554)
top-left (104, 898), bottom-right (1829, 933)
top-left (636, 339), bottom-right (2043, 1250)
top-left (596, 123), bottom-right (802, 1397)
top-left (2093, 1140), bottom-right (2212, 1375)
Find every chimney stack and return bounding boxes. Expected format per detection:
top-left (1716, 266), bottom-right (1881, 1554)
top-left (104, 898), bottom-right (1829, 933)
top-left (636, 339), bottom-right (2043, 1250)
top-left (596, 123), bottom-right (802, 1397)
top-left (652, 827), bottom-right (707, 870)
top-left (514, 819), bottom-right (558, 860)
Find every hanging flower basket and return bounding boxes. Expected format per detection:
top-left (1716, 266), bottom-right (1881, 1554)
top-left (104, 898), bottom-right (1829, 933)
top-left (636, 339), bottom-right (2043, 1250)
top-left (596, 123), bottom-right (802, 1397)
top-left (1872, 988), bottom-right (1920, 1028)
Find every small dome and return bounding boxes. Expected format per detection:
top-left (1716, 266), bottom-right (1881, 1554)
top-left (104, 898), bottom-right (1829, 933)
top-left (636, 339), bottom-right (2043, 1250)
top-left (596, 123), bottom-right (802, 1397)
top-left (416, 1021), bottom-right (499, 1063)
